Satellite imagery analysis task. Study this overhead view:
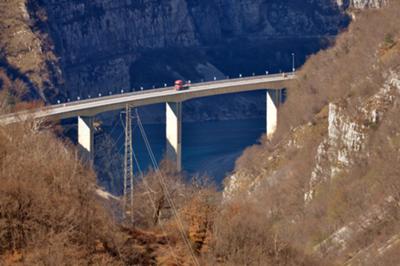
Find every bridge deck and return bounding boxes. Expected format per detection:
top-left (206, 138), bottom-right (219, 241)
top-left (0, 73), bottom-right (295, 124)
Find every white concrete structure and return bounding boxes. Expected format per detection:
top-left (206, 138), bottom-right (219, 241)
top-left (0, 73), bottom-right (295, 170)
top-left (0, 74), bottom-right (294, 124)
top-left (78, 116), bottom-right (94, 160)
top-left (266, 90), bottom-right (278, 139)
top-left (166, 102), bottom-right (182, 171)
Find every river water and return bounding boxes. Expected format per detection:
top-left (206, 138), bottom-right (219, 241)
top-left (94, 37), bottom-right (330, 192)
top-left (101, 117), bottom-right (265, 187)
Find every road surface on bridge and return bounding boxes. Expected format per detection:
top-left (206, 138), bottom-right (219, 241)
top-left (0, 73), bottom-right (295, 125)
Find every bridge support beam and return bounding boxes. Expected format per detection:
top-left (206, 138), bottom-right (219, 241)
top-left (266, 90), bottom-right (278, 139)
top-left (78, 116), bottom-right (94, 161)
top-left (166, 102), bottom-right (182, 171)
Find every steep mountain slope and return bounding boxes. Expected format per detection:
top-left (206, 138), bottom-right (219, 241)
top-left (1, 1), bottom-right (351, 122)
top-left (42, 0), bottom-right (347, 97)
top-left (0, 0), bottom-right (62, 102)
top-left (0, 120), bottom-right (218, 265)
top-left (224, 2), bottom-right (400, 264)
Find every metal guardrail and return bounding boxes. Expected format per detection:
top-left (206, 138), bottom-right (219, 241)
top-left (51, 72), bottom-right (295, 108)
top-left (0, 72), bottom-right (296, 123)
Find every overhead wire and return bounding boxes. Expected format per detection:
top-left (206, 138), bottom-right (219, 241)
top-left (131, 145), bottom-right (180, 265)
top-left (119, 107), bottom-right (180, 264)
top-left (93, 109), bottom-right (181, 263)
top-left (134, 108), bottom-right (200, 266)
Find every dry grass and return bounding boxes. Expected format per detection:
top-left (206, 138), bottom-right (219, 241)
top-left (0, 121), bottom-right (124, 264)
top-left (277, 2), bottom-right (400, 134)
top-left (222, 2), bottom-right (400, 265)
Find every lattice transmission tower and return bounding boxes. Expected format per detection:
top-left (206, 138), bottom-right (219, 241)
top-left (123, 105), bottom-right (134, 223)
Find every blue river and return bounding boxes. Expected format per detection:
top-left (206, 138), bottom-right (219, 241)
top-left (101, 117), bottom-right (265, 186)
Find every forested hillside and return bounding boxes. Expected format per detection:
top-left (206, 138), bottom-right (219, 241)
top-left (0, 121), bottom-right (217, 264)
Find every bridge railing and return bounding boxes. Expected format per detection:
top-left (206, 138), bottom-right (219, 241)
top-left (54, 71), bottom-right (296, 108)
top-left (0, 71), bottom-right (296, 124)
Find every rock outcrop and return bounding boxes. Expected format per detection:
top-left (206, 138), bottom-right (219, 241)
top-left (336, 0), bottom-right (387, 9)
top-left (306, 71), bottom-right (400, 201)
top-left (349, 0), bottom-right (387, 9)
top-left (223, 2), bottom-right (400, 260)
top-left (39, 0), bottom-right (348, 100)
top-left (1, 1), bottom-right (352, 121)
top-left (0, 0), bottom-right (62, 101)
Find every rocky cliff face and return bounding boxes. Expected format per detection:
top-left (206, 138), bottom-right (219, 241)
top-left (0, 0), bottom-right (62, 102)
top-left (336, 0), bottom-right (387, 9)
top-left (350, 0), bottom-right (387, 8)
top-left (305, 71), bottom-right (399, 201)
top-left (1, 1), bottom-right (351, 121)
top-left (1, 1), bottom-right (383, 117)
top-left (39, 0), bottom-right (348, 101)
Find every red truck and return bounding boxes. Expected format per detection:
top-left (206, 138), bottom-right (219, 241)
top-left (174, 80), bottom-right (190, 91)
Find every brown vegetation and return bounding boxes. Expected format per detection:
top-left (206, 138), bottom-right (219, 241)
top-left (277, 2), bottom-right (400, 134)
top-left (2, 1), bottom-right (400, 265)
top-left (0, 108), bottom-right (220, 265)
top-left (0, 0), bottom-right (62, 104)
top-left (226, 2), bottom-right (400, 265)
top-left (0, 121), bottom-right (121, 264)
top-left (206, 199), bottom-right (319, 266)
top-left (0, 120), bottom-right (214, 265)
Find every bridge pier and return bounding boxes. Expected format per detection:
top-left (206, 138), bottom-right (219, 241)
top-left (266, 90), bottom-right (278, 139)
top-left (166, 102), bottom-right (182, 171)
top-left (78, 116), bottom-right (94, 161)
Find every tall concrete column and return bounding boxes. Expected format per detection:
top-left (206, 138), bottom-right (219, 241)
top-left (166, 102), bottom-right (182, 171)
top-left (266, 90), bottom-right (278, 139)
top-left (78, 116), bottom-right (94, 161)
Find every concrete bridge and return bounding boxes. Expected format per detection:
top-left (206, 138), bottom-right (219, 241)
top-left (0, 73), bottom-right (295, 170)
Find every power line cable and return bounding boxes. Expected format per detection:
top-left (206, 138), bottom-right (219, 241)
top-left (131, 147), bottom-right (180, 265)
top-left (135, 108), bottom-right (199, 266)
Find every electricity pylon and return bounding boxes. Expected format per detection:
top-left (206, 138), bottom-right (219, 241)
top-left (123, 105), bottom-right (134, 223)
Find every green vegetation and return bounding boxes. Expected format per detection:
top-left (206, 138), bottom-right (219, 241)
top-left (384, 33), bottom-right (395, 48)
